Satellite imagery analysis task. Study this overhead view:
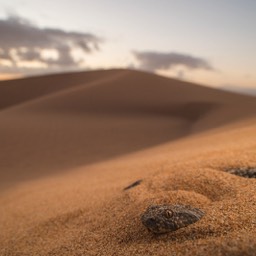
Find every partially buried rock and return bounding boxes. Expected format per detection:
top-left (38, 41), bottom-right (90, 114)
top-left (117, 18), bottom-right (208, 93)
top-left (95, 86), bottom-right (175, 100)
top-left (224, 167), bottom-right (256, 178)
top-left (123, 179), bottom-right (143, 191)
top-left (141, 204), bottom-right (204, 234)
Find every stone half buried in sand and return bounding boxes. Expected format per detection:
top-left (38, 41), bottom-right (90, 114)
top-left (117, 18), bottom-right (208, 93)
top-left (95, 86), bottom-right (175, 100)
top-left (141, 204), bottom-right (205, 234)
top-left (224, 167), bottom-right (256, 178)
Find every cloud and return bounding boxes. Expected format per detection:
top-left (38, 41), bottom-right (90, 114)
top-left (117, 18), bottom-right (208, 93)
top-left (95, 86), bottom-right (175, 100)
top-left (0, 15), bottom-right (102, 73)
top-left (133, 51), bottom-right (214, 72)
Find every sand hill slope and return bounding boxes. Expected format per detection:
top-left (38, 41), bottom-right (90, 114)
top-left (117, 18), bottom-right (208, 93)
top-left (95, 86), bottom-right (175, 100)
top-left (0, 113), bottom-right (256, 256)
top-left (0, 70), bottom-right (121, 110)
top-left (0, 69), bottom-right (255, 188)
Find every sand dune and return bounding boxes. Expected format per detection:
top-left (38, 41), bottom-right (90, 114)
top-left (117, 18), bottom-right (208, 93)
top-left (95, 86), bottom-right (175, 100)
top-left (0, 69), bottom-right (256, 255)
top-left (0, 69), bottom-right (255, 188)
top-left (0, 70), bottom-right (122, 110)
top-left (1, 117), bottom-right (256, 255)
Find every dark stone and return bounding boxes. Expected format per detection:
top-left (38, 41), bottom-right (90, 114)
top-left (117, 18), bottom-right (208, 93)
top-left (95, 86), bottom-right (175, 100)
top-left (123, 179), bottom-right (143, 191)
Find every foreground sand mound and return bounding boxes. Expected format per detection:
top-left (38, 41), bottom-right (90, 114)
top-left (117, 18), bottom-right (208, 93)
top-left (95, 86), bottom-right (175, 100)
top-left (0, 119), bottom-right (256, 255)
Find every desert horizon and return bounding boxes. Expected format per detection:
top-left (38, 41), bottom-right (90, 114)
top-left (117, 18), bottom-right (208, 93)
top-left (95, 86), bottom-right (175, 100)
top-left (1, 1), bottom-right (256, 255)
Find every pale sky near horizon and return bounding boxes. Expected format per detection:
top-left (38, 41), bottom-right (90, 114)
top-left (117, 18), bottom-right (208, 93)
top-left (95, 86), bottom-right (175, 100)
top-left (0, 0), bottom-right (255, 92)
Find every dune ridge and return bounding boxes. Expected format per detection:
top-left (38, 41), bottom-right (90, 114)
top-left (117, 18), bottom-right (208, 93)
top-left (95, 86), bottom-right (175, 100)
top-left (0, 70), bottom-right (125, 110)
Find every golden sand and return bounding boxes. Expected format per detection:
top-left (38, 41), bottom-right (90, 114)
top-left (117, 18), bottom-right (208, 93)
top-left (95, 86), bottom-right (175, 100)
top-left (0, 70), bottom-right (255, 255)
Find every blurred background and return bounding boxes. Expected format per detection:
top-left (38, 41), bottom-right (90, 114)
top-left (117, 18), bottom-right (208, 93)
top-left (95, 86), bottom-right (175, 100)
top-left (0, 0), bottom-right (256, 95)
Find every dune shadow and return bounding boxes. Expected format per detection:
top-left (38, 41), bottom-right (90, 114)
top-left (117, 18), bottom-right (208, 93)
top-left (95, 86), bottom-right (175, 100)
top-left (0, 101), bottom-right (220, 190)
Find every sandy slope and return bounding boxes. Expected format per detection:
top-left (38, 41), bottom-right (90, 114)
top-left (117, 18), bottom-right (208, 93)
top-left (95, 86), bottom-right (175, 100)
top-left (0, 117), bottom-right (256, 255)
top-left (0, 70), bottom-right (122, 110)
top-left (0, 70), bottom-right (255, 188)
top-left (0, 69), bottom-right (256, 255)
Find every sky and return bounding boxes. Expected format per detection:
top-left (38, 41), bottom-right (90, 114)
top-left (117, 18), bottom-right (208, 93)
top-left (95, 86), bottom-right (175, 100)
top-left (0, 0), bottom-right (255, 93)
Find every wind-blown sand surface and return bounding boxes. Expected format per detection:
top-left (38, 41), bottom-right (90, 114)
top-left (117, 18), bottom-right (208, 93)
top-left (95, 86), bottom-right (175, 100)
top-left (0, 69), bottom-right (256, 255)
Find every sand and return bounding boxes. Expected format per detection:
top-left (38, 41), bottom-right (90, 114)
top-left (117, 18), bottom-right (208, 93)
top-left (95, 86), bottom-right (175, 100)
top-left (0, 69), bottom-right (256, 255)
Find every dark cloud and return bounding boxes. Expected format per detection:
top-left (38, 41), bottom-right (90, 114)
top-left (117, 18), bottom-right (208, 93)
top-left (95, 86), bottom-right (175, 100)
top-left (0, 15), bottom-right (102, 73)
top-left (0, 48), bottom-right (13, 61)
top-left (133, 51), bottom-right (214, 72)
top-left (17, 48), bottom-right (42, 62)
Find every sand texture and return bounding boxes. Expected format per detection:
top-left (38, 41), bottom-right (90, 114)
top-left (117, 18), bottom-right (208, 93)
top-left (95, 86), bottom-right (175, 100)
top-left (0, 69), bottom-right (256, 255)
